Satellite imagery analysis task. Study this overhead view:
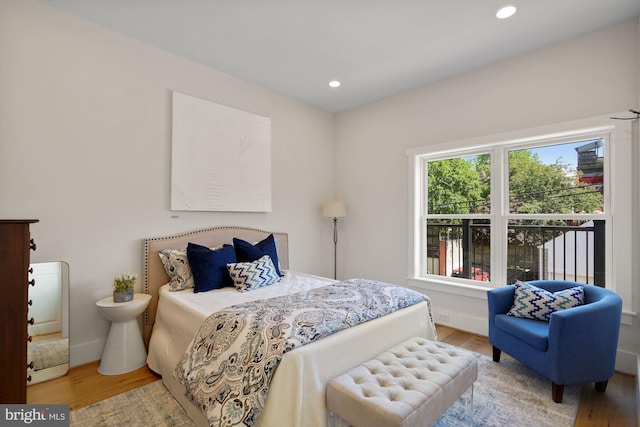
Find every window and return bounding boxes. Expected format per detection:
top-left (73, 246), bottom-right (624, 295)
top-left (424, 154), bottom-right (491, 282)
top-left (416, 131), bottom-right (609, 288)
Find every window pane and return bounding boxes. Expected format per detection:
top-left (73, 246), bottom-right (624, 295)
top-left (426, 154), bottom-right (490, 214)
top-left (426, 218), bottom-right (490, 282)
top-left (506, 219), bottom-right (604, 285)
top-left (508, 140), bottom-right (604, 214)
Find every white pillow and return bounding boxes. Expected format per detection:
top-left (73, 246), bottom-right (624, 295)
top-left (507, 281), bottom-right (585, 321)
top-left (158, 249), bottom-right (193, 291)
top-left (227, 255), bottom-right (281, 292)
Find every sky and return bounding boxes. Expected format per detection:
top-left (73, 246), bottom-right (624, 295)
top-left (527, 139), bottom-right (603, 171)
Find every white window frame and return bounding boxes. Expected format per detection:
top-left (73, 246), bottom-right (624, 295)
top-left (419, 149), bottom-right (494, 282)
top-left (406, 113), bottom-right (635, 324)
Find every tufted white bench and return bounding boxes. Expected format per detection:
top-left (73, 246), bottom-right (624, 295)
top-left (326, 337), bottom-right (478, 427)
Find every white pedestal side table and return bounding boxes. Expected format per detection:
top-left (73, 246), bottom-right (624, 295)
top-left (96, 293), bottom-right (151, 375)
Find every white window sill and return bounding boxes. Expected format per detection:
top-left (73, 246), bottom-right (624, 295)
top-left (407, 276), bottom-right (492, 300)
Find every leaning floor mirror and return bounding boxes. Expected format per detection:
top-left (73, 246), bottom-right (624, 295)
top-left (27, 261), bottom-right (70, 385)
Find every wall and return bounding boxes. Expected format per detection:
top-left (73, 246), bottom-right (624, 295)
top-left (0, 1), bottom-right (337, 365)
top-left (336, 19), bottom-right (640, 372)
top-left (2, 1), bottom-right (638, 372)
top-left (637, 14), bottom-right (640, 421)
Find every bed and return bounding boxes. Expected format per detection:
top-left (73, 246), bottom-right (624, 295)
top-left (143, 226), bottom-right (437, 427)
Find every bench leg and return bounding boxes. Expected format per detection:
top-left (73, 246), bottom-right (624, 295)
top-left (492, 346), bottom-right (501, 362)
top-left (328, 412), bottom-right (350, 427)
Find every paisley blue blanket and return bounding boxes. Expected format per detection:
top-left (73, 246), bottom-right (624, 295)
top-left (174, 278), bottom-right (428, 427)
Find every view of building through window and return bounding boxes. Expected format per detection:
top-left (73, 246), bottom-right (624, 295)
top-left (424, 138), bottom-right (605, 285)
top-left (509, 140), bottom-right (604, 214)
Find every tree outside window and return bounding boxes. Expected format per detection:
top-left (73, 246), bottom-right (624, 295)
top-left (423, 138), bottom-right (605, 285)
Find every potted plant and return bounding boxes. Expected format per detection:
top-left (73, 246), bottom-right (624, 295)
top-left (113, 272), bottom-right (136, 302)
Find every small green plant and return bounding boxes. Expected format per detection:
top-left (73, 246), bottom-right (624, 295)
top-left (113, 272), bottom-right (137, 293)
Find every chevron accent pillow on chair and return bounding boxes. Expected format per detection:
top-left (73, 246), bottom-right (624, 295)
top-left (227, 255), bottom-right (281, 292)
top-left (507, 281), bottom-right (585, 321)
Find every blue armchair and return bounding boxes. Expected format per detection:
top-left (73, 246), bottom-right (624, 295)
top-left (487, 280), bottom-right (622, 403)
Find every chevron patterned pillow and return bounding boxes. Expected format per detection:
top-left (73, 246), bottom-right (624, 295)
top-left (227, 255), bottom-right (281, 292)
top-left (507, 281), bottom-right (585, 322)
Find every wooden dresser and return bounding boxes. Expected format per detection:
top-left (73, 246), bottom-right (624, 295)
top-left (0, 219), bottom-right (38, 403)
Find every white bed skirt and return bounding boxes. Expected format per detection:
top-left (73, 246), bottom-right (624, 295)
top-left (147, 273), bottom-right (436, 427)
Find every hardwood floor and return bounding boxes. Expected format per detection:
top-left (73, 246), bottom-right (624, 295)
top-left (27, 325), bottom-right (637, 426)
top-left (27, 361), bottom-right (159, 411)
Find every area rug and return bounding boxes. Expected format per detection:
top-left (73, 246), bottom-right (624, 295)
top-left (31, 338), bottom-right (69, 370)
top-left (70, 381), bottom-right (194, 427)
top-left (432, 355), bottom-right (580, 427)
top-left (70, 354), bottom-right (580, 427)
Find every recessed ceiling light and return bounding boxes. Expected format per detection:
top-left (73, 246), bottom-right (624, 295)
top-left (328, 80), bottom-right (341, 88)
top-left (496, 5), bottom-right (517, 19)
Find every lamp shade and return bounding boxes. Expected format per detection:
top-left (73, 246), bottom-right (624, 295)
top-left (322, 201), bottom-right (346, 218)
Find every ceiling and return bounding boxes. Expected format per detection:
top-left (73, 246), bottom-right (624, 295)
top-left (36, 1), bottom-right (639, 113)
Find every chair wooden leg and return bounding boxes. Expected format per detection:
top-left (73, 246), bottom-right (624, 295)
top-left (595, 380), bottom-right (608, 393)
top-left (552, 383), bottom-right (564, 403)
top-left (492, 346), bottom-right (501, 363)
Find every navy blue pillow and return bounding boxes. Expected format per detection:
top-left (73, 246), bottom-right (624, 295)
top-left (233, 234), bottom-right (282, 276)
top-left (187, 243), bottom-right (237, 293)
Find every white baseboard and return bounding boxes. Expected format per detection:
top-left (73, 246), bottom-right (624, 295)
top-left (615, 349), bottom-right (638, 376)
top-left (70, 339), bottom-right (105, 367)
top-left (433, 309), bottom-right (487, 337)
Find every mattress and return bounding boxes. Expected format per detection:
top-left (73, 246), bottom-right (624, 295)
top-left (147, 270), bottom-right (436, 427)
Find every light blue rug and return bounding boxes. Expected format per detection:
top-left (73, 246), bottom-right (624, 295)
top-left (433, 354), bottom-right (580, 427)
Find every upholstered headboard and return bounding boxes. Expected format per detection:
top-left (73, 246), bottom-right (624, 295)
top-left (142, 226), bottom-right (289, 346)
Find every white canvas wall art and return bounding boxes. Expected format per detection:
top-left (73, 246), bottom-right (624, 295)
top-left (171, 91), bottom-right (271, 212)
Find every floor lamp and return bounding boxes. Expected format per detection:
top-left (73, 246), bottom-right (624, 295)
top-left (322, 201), bottom-right (346, 279)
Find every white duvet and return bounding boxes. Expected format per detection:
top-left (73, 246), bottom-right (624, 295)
top-left (147, 271), bottom-right (436, 427)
